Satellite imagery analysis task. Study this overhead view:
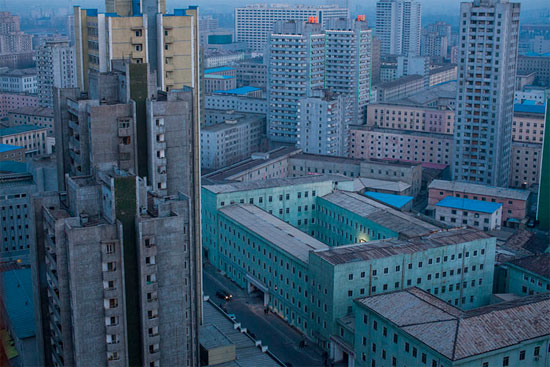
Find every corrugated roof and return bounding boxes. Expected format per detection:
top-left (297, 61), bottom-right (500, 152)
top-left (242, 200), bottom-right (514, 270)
top-left (356, 287), bottom-right (550, 361)
top-left (320, 191), bottom-right (439, 237)
top-left (8, 106), bottom-right (53, 117)
top-left (219, 204), bottom-right (328, 263)
top-left (204, 66), bottom-right (236, 74)
top-left (0, 160), bottom-right (27, 173)
top-left (428, 179), bottom-right (531, 200)
top-left (214, 86), bottom-right (261, 95)
top-left (0, 125), bottom-right (46, 136)
top-left (0, 143), bottom-right (23, 153)
top-left (514, 103), bottom-right (546, 114)
top-left (351, 178), bottom-right (411, 193)
top-left (507, 254), bottom-right (550, 279)
top-left (364, 191), bottom-right (413, 209)
top-left (314, 228), bottom-right (491, 265)
top-left (205, 74), bottom-right (235, 80)
top-left (2, 268), bottom-right (35, 339)
top-left (435, 196), bottom-right (502, 214)
top-left (204, 174), bottom-right (351, 194)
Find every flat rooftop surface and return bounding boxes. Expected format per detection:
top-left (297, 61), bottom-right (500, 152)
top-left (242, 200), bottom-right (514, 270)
top-left (219, 204), bottom-right (328, 263)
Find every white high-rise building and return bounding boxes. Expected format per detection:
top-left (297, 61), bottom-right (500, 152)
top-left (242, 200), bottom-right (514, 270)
top-left (36, 39), bottom-right (77, 108)
top-left (235, 4), bottom-right (348, 52)
top-left (267, 20), bottom-right (325, 144)
top-left (325, 17), bottom-right (372, 123)
top-left (375, 0), bottom-right (421, 57)
top-left (452, 0), bottom-right (520, 186)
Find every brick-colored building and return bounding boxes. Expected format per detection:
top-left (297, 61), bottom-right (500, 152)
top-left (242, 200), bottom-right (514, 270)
top-left (0, 92), bottom-right (38, 118)
top-left (366, 103), bottom-right (454, 133)
top-left (428, 179), bottom-right (531, 226)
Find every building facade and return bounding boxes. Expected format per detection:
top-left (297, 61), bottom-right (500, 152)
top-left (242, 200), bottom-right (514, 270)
top-left (36, 40), bottom-right (77, 109)
top-left (0, 92), bottom-right (38, 118)
top-left (375, 0), bottom-right (422, 56)
top-left (8, 107), bottom-right (54, 136)
top-left (434, 196), bottom-right (502, 231)
top-left (452, 0), bottom-right (521, 186)
top-left (0, 125), bottom-right (47, 155)
top-left (234, 4), bottom-right (348, 51)
top-left (0, 68), bottom-right (37, 94)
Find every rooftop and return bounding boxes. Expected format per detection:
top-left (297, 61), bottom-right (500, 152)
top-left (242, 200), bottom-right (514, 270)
top-left (204, 66), bottom-right (235, 74)
top-left (0, 125), bottom-right (46, 137)
top-left (352, 177), bottom-right (411, 193)
top-left (355, 287), bottom-right (550, 361)
top-left (513, 103), bottom-right (546, 115)
top-left (435, 196), bottom-right (502, 214)
top-left (203, 174), bottom-right (351, 194)
top-left (204, 74), bottom-right (235, 80)
top-left (320, 191), bottom-right (440, 237)
top-left (429, 64), bottom-right (457, 74)
top-left (0, 143), bottom-right (23, 153)
top-left (8, 106), bottom-right (53, 117)
top-left (219, 204), bottom-right (328, 263)
top-left (364, 191), bottom-right (413, 209)
top-left (214, 86), bottom-right (261, 95)
top-left (428, 179), bottom-right (531, 201)
top-left (0, 160), bottom-right (27, 174)
top-left (397, 81), bottom-right (457, 106)
top-left (1, 268), bottom-right (35, 339)
top-left (507, 254), bottom-right (550, 279)
top-left (376, 74), bottom-right (424, 90)
top-left (316, 228), bottom-right (490, 265)
top-left (201, 300), bottom-right (281, 367)
top-left (0, 68), bottom-right (36, 77)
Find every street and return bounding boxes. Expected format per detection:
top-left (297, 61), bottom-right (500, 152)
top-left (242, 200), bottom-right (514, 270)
top-left (203, 263), bottom-right (326, 367)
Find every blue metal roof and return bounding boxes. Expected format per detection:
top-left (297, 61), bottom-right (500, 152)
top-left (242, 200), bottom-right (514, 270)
top-left (214, 86), bottom-right (261, 95)
top-left (204, 66), bottom-right (235, 74)
top-left (514, 103), bottom-right (546, 114)
top-left (364, 191), bottom-right (413, 209)
top-left (2, 268), bottom-right (35, 339)
top-left (435, 196), bottom-right (502, 214)
top-left (0, 143), bottom-right (22, 153)
top-left (204, 74), bottom-right (235, 80)
top-left (0, 125), bottom-right (45, 137)
top-left (0, 160), bottom-right (27, 174)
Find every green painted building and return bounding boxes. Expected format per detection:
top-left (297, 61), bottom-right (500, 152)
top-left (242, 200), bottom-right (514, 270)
top-left (353, 288), bottom-right (550, 367)
top-left (314, 191), bottom-right (440, 246)
top-left (537, 100), bottom-right (550, 230)
top-left (499, 254), bottom-right (550, 297)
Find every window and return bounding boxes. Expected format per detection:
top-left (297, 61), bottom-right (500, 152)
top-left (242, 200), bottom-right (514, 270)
top-left (534, 347), bottom-right (540, 356)
top-left (502, 356), bottom-right (509, 366)
top-left (519, 350), bottom-right (525, 360)
top-left (421, 353), bottom-right (426, 363)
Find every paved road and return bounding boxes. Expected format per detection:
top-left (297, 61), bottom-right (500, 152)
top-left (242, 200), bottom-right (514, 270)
top-left (203, 263), bottom-right (326, 367)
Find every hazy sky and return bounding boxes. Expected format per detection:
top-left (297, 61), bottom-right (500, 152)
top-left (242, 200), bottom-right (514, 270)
top-left (3, 0), bottom-right (549, 18)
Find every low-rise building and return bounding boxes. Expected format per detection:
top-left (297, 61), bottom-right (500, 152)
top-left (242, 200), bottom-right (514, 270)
top-left (315, 191), bottom-right (440, 246)
top-left (205, 93), bottom-right (267, 114)
top-left (204, 74), bottom-right (237, 93)
top-left (213, 86), bottom-right (263, 98)
top-left (0, 143), bottom-right (25, 162)
top-left (200, 111), bottom-right (265, 169)
top-left (366, 103), bottom-right (454, 134)
top-left (0, 68), bottom-right (37, 94)
top-left (428, 179), bottom-right (531, 226)
top-left (350, 127), bottom-right (453, 166)
top-left (8, 106), bottom-right (54, 136)
top-left (498, 254), bottom-right (550, 297)
top-left (0, 125), bottom-right (47, 155)
top-left (514, 89), bottom-right (546, 105)
top-left (434, 196), bottom-right (502, 231)
top-left (428, 64), bottom-right (457, 86)
top-left (236, 59), bottom-right (267, 89)
top-left (373, 75), bottom-right (426, 103)
top-left (517, 55), bottom-right (550, 87)
top-left (0, 92), bottom-right (38, 118)
top-left (353, 288), bottom-right (550, 367)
